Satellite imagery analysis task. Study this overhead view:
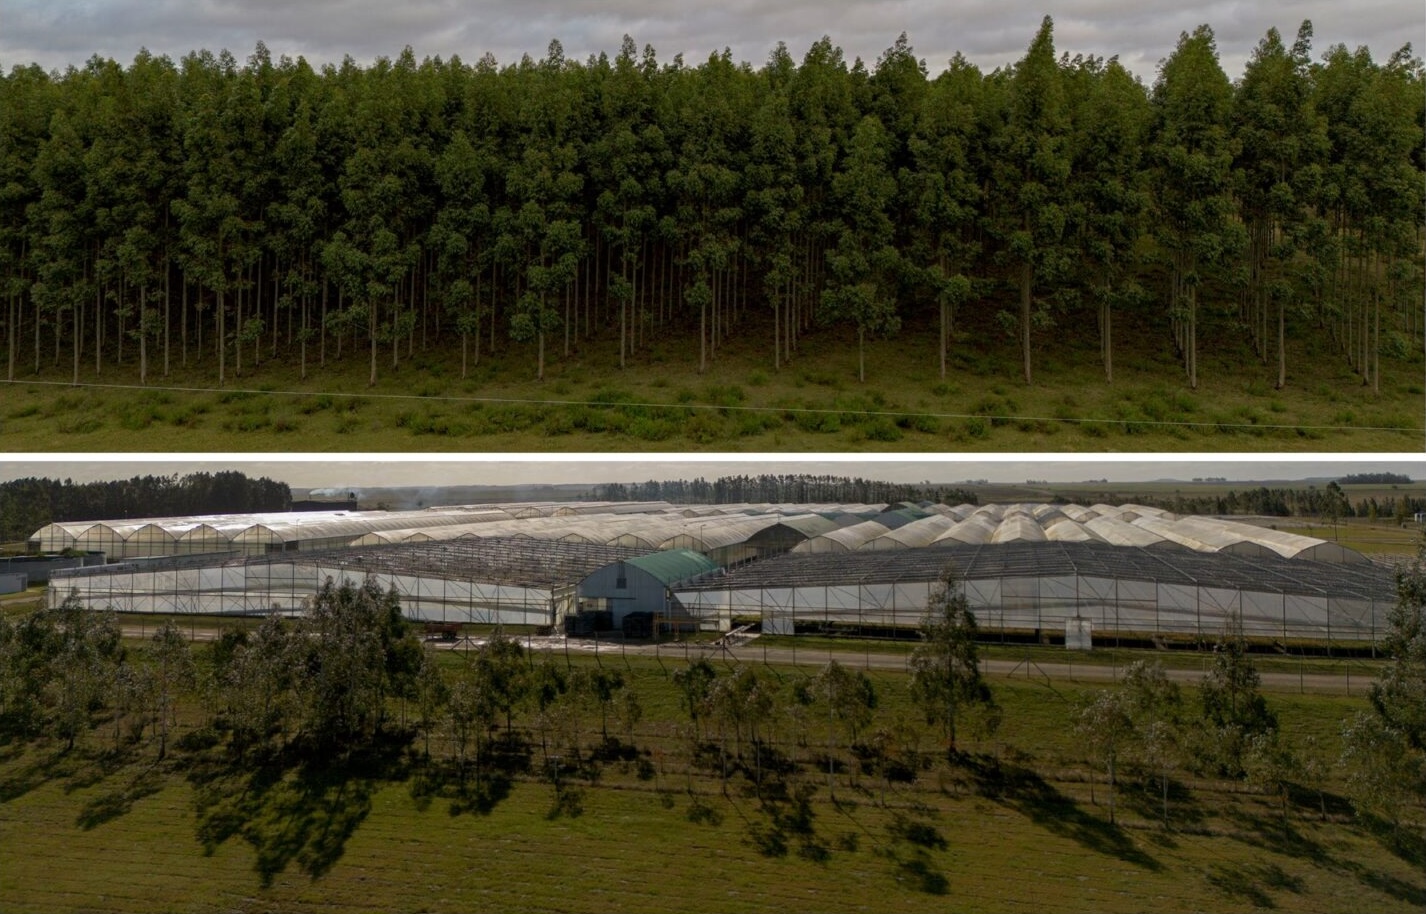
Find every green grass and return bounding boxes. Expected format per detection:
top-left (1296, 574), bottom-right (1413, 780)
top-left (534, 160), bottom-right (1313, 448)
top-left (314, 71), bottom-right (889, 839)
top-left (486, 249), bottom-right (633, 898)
top-left (1278, 520), bottom-right (1424, 556)
top-left (0, 308), bottom-right (1420, 451)
top-left (0, 651), bottom-right (1420, 913)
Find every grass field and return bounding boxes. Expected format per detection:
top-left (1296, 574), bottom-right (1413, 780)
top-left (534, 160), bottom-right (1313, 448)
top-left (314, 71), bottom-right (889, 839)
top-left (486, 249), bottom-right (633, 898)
top-left (1281, 522), bottom-right (1423, 557)
top-left (0, 648), bottom-right (1420, 913)
top-left (1, 306), bottom-right (1420, 452)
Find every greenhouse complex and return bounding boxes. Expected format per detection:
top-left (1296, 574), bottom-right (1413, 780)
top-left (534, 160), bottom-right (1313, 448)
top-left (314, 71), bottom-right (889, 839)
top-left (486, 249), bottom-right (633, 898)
top-left (40, 500), bottom-right (1397, 644)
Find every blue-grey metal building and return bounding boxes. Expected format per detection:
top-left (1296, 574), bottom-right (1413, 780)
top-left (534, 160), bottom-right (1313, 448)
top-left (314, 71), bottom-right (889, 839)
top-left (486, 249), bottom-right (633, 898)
top-left (0, 553), bottom-right (107, 584)
top-left (0, 571), bottom-right (29, 595)
top-left (578, 549), bottom-right (720, 629)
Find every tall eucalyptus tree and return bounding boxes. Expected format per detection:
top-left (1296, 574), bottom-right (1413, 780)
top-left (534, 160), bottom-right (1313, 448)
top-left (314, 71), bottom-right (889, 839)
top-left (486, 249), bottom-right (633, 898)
top-left (1151, 25), bottom-right (1240, 390)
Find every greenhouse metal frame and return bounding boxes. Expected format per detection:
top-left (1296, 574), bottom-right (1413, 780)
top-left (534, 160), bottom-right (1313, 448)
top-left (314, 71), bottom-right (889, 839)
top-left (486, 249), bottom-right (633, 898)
top-left (675, 541), bottom-right (1396, 642)
top-left (49, 537), bottom-right (654, 627)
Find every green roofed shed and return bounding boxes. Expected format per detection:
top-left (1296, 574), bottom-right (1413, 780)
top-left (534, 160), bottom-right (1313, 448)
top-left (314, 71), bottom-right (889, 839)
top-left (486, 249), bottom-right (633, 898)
top-left (627, 549), bottom-right (719, 584)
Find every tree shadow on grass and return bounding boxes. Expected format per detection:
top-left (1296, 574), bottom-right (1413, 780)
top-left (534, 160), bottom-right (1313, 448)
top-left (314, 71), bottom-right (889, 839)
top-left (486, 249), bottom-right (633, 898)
top-left (75, 763), bottom-right (165, 830)
top-left (248, 769), bottom-right (374, 885)
top-left (1340, 858), bottom-right (1425, 906)
top-left (0, 751), bottom-right (66, 804)
top-left (1221, 807), bottom-right (1423, 906)
top-left (1121, 774), bottom-right (1207, 833)
top-left (1223, 806), bottom-right (1333, 862)
top-left (408, 733), bottom-right (529, 819)
top-left (546, 783), bottom-right (585, 820)
top-left (962, 754), bottom-right (1162, 871)
top-left (0, 741), bottom-right (164, 831)
top-left (881, 809), bottom-right (950, 894)
top-left (189, 733), bottom-right (408, 888)
top-left (733, 783), bottom-right (831, 864)
top-left (1204, 861), bottom-right (1303, 909)
top-left (1338, 814), bottom-right (1426, 905)
top-left (450, 773), bottom-right (514, 817)
top-left (55, 743), bottom-right (144, 795)
top-left (1357, 811), bottom-right (1426, 869)
top-left (407, 758), bottom-right (514, 818)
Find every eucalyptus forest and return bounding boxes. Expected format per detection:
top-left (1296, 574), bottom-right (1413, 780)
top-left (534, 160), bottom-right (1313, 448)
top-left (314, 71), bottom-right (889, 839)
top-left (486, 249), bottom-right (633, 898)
top-left (1, 18), bottom-right (1421, 403)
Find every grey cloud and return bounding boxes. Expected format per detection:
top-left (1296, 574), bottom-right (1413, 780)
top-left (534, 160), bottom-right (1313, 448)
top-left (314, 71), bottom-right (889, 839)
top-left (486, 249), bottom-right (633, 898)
top-left (6, 0), bottom-right (1419, 80)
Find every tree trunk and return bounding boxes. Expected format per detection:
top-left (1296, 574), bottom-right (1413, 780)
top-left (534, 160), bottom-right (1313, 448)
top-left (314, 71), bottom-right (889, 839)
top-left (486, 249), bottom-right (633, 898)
top-left (6, 288), bottom-right (14, 383)
top-left (234, 272), bottom-right (243, 378)
top-left (537, 319), bottom-right (545, 381)
top-left (1108, 754), bottom-right (1116, 825)
top-left (392, 282), bottom-right (401, 370)
top-left (319, 275), bottom-right (327, 367)
top-left (939, 298), bottom-right (948, 380)
top-left (1189, 286), bottom-right (1198, 390)
top-left (1021, 260), bottom-right (1033, 385)
top-left (1372, 284), bottom-right (1380, 394)
top-left (1275, 291), bottom-right (1285, 390)
top-left (72, 298), bottom-right (81, 386)
top-left (1104, 298), bottom-right (1113, 384)
top-left (163, 238), bottom-right (171, 377)
top-left (217, 288), bottom-right (226, 386)
top-left (93, 278), bottom-right (102, 376)
top-left (368, 298), bottom-right (377, 387)
top-left (139, 284), bottom-right (147, 385)
top-left (858, 325), bottom-right (865, 384)
top-left (181, 274), bottom-right (188, 368)
top-left (784, 282), bottom-right (793, 365)
top-left (773, 278), bottom-right (780, 372)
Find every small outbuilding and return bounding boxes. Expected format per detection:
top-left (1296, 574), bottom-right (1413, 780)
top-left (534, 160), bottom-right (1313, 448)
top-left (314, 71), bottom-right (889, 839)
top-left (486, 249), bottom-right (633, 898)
top-left (578, 549), bottom-right (720, 632)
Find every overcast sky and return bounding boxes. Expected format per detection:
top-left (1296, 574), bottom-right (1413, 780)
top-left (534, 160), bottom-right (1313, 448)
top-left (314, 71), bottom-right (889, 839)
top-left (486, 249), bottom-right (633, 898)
top-left (2, 455), bottom-right (1422, 489)
top-left (4, 1), bottom-right (1420, 84)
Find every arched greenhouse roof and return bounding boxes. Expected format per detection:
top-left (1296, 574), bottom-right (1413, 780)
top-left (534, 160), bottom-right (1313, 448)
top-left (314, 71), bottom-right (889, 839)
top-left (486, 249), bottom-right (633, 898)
top-left (865, 515), bottom-right (955, 550)
top-left (624, 549), bottom-right (720, 586)
top-left (792, 519), bottom-right (891, 553)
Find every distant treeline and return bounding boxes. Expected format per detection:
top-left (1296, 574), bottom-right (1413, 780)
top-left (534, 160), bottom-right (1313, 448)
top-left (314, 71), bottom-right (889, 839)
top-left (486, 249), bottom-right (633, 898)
top-left (1336, 472), bottom-right (1412, 485)
top-left (1062, 485), bottom-right (1424, 521)
top-left (0, 472), bottom-right (291, 544)
top-left (593, 474), bottom-right (978, 506)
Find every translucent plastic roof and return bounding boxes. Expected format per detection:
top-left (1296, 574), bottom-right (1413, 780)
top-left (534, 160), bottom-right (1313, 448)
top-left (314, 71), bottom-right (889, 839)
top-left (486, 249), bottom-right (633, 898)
top-left (32, 508), bottom-right (514, 551)
top-left (865, 515), bottom-right (955, 550)
top-left (1083, 515), bottom-right (1167, 548)
top-left (253, 536), bottom-right (651, 589)
top-left (1042, 518), bottom-right (1103, 543)
top-left (606, 516), bottom-right (699, 550)
top-left (764, 515), bottom-right (844, 539)
top-left (29, 501), bottom-right (1367, 565)
top-left (792, 520), bottom-right (891, 553)
top-left (662, 515), bottom-right (786, 551)
top-left (992, 514), bottom-right (1046, 544)
top-left (349, 512), bottom-right (514, 546)
top-left (873, 507), bottom-right (931, 530)
top-left (681, 541), bottom-right (1395, 601)
top-left (933, 515), bottom-right (998, 546)
top-left (1129, 515), bottom-right (1254, 553)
